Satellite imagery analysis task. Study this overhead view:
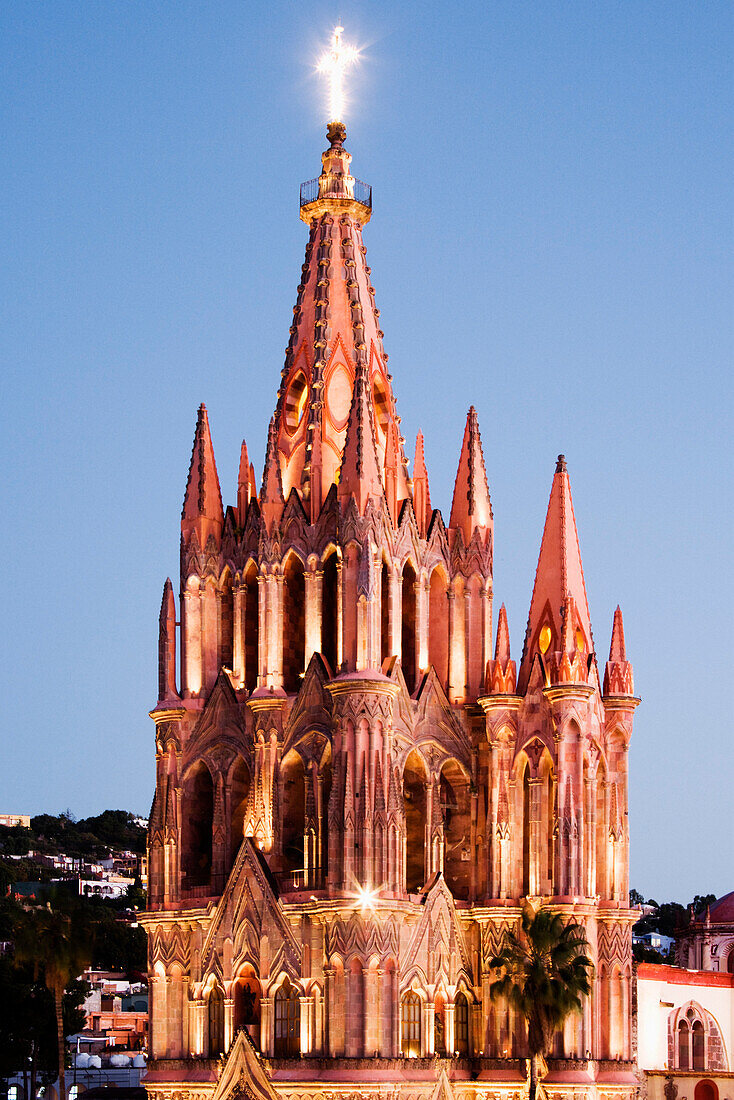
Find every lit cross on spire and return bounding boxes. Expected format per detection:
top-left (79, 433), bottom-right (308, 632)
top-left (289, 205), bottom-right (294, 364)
top-left (317, 26), bottom-right (359, 123)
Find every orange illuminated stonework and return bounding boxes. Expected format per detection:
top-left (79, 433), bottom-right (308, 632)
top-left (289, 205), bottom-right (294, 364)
top-left (141, 126), bottom-right (640, 1100)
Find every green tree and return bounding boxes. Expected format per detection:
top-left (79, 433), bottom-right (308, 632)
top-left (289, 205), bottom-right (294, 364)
top-left (13, 902), bottom-right (93, 1100)
top-left (489, 906), bottom-right (593, 1100)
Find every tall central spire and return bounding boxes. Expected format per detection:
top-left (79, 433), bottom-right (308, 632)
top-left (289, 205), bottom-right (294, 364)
top-left (266, 121), bottom-right (410, 523)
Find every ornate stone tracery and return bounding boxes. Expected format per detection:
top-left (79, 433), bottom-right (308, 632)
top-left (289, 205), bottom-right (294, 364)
top-left (142, 124), bottom-right (638, 1100)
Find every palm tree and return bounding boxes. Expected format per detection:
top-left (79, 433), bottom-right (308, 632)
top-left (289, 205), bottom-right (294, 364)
top-left (13, 901), bottom-right (92, 1100)
top-left (489, 905), bottom-right (593, 1100)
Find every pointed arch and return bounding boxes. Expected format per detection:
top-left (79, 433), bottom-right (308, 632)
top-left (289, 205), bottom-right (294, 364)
top-left (403, 749), bottom-right (428, 893)
top-left (207, 982), bottom-right (225, 1055)
top-left (283, 553), bottom-right (306, 691)
top-left (244, 560), bottom-right (259, 693)
top-left (219, 568), bottom-right (234, 672)
top-left (455, 989), bottom-right (470, 1054)
top-left (280, 750), bottom-right (306, 877)
top-left (274, 976), bottom-right (300, 1056)
top-left (381, 557), bottom-right (391, 666)
top-left (181, 760), bottom-right (214, 891)
top-left (228, 755), bottom-right (250, 870)
top-left (466, 572), bottom-right (484, 697)
top-left (428, 564), bottom-right (449, 689)
top-left (401, 560), bottom-right (417, 690)
top-left (401, 990), bottom-right (422, 1056)
top-left (233, 964), bottom-right (261, 1046)
top-left (439, 757), bottom-right (471, 900)
top-left (321, 550), bottom-right (339, 675)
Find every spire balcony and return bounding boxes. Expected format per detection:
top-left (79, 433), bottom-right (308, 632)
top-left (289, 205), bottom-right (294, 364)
top-left (299, 121), bottom-right (372, 223)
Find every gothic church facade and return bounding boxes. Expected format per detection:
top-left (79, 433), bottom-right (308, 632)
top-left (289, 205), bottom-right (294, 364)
top-left (142, 123), bottom-right (640, 1100)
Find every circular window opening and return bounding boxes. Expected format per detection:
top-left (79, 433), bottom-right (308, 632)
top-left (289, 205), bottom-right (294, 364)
top-left (284, 370), bottom-right (309, 434)
top-left (372, 373), bottom-right (391, 437)
top-left (538, 625), bottom-right (552, 654)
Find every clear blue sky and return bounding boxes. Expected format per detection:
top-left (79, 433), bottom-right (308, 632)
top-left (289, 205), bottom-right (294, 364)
top-left (1, 2), bottom-right (732, 903)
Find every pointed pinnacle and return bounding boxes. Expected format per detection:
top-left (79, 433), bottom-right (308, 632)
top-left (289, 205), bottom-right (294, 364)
top-left (449, 406), bottom-right (492, 544)
top-left (181, 403), bottom-right (224, 543)
top-left (609, 605), bottom-right (627, 662)
top-left (494, 604), bottom-right (511, 664)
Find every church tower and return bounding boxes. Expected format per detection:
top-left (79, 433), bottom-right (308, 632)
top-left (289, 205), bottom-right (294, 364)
top-left (142, 109), bottom-right (639, 1100)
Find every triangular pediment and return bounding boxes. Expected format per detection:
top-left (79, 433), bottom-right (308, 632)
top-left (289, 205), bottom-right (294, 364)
top-left (187, 670), bottom-right (248, 762)
top-left (403, 873), bottom-right (472, 987)
top-left (414, 667), bottom-right (471, 763)
top-left (201, 838), bottom-right (301, 982)
top-left (211, 1029), bottom-right (277, 1100)
top-left (282, 653), bottom-right (334, 759)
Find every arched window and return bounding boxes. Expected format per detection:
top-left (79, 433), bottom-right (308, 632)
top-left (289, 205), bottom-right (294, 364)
top-left (244, 562), bottom-right (259, 693)
top-left (678, 1019), bottom-right (690, 1069)
top-left (322, 552), bottom-right (339, 674)
top-left (401, 992), bottom-right (421, 1056)
top-left (401, 563), bottom-right (417, 689)
top-left (282, 556), bottom-right (305, 692)
top-left (693, 1019), bottom-right (705, 1070)
top-left (727, 949), bottom-right (734, 974)
top-left (219, 572), bottom-right (234, 671)
top-left (181, 761), bottom-right (214, 890)
top-left (695, 1082), bottom-right (719, 1100)
top-left (455, 992), bottom-right (470, 1054)
top-left (428, 567), bottom-right (449, 688)
top-left (234, 971), bottom-right (261, 1041)
top-left (208, 985), bottom-right (225, 1055)
top-left (434, 995), bottom-right (446, 1055)
top-left (274, 980), bottom-right (300, 1056)
top-left (522, 760), bottom-right (530, 896)
top-left (403, 751), bottom-right (427, 893)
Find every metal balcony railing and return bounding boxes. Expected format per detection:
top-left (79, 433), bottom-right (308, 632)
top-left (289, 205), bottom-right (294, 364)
top-left (300, 176), bottom-right (372, 209)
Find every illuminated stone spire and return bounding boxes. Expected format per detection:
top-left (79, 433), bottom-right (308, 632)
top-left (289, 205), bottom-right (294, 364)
top-left (181, 404), bottom-right (223, 548)
top-left (237, 439), bottom-right (253, 524)
top-left (412, 431), bottom-right (432, 537)
top-left (603, 605), bottom-right (635, 695)
top-left (449, 406), bottom-right (493, 545)
top-left (270, 115), bottom-right (409, 520)
top-left (518, 455), bottom-right (594, 693)
top-left (157, 578), bottom-right (179, 704)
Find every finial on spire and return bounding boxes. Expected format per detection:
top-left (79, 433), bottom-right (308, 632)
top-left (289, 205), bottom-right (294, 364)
top-left (317, 26), bottom-right (359, 124)
top-left (556, 454), bottom-right (567, 473)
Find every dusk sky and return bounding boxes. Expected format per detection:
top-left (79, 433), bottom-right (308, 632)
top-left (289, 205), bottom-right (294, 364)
top-left (2, 2), bottom-right (732, 904)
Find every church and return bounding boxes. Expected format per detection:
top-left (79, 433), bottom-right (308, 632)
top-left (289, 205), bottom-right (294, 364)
top-left (141, 106), bottom-right (640, 1100)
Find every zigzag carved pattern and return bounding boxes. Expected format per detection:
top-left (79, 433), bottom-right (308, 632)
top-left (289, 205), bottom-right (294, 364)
top-left (597, 921), bottom-right (632, 969)
top-left (326, 913), bottom-right (399, 963)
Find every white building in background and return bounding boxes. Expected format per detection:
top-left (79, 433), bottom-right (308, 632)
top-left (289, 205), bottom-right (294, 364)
top-left (637, 963), bottom-right (734, 1100)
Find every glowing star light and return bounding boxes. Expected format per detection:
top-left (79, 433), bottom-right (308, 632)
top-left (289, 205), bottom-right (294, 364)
top-left (317, 26), bottom-right (359, 123)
